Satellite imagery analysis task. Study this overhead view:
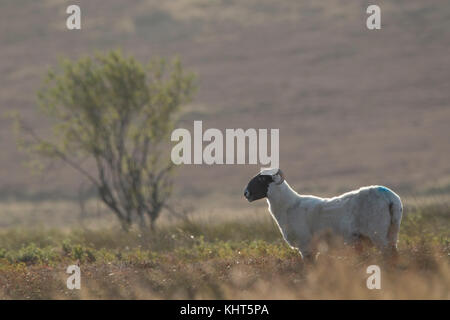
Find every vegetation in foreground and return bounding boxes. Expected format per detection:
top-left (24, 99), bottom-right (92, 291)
top-left (0, 204), bottom-right (448, 299)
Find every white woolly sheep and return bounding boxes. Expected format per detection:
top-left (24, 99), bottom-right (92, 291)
top-left (244, 168), bottom-right (403, 260)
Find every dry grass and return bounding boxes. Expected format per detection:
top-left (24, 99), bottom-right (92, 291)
top-left (0, 201), bottom-right (448, 299)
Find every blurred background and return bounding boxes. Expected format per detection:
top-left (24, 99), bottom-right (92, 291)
top-left (0, 0), bottom-right (449, 228)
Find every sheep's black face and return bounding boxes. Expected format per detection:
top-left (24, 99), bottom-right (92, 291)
top-left (244, 174), bottom-right (274, 202)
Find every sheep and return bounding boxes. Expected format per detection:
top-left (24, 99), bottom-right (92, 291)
top-left (244, 168), bottom-right (403, 261)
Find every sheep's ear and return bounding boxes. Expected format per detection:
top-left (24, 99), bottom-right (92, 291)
top-left (272, 169), bottom-right (285, 185)
top-left (260, 168), bottom-right (284, 184)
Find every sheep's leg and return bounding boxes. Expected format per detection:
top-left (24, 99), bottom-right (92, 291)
top-left (386, 230), bottom-right (400, 261)
top-left (298, 243), bottom-right (317, 264)
top-left (383, 244), bottom-right (399, 264)
top-left (352, 234), bottom-right (373, 255)
top-left (368, 233), bottom-right (387, 250)
top-left (354, 238), bottom-right (364, 254)
top-left (368, 234), bottom-right (399, 263)
top-left (301, 251), bottom-right (316, 264)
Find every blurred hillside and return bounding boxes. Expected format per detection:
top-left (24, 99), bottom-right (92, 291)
top-left (1, 0), bottom-right (449, 209)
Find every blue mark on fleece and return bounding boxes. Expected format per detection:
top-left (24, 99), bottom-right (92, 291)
top-left (378, 186), bottom-right (391, 193)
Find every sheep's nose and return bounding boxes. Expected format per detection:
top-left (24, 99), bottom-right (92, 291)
top-left (244, 189), bottom-right (250, 199)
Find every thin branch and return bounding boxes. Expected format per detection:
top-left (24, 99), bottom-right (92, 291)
top-left (19, 120), bottom-right (100, 187)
